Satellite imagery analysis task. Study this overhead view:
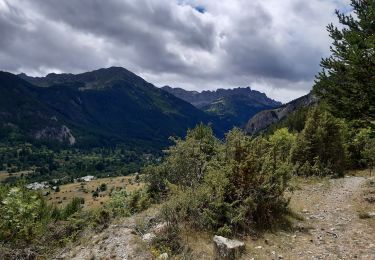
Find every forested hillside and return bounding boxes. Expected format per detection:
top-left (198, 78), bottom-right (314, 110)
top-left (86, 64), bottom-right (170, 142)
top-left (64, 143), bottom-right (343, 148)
top-left (1, 67), bottom-right (218, 150)
top-left (163, 86), bottom-right (281, 129)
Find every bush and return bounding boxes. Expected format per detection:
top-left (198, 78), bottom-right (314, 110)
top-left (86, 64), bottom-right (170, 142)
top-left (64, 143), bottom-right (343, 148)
top-left (148, 126), bottom-right (293, 235)
top-left (291, 108), bottom-right (347, 176)
top-left (0, 184), bottom-right (51, 243)
top-left (107, 188), bottom-right (150, 217)
top-left (60, 197), bottom-right (84, 220)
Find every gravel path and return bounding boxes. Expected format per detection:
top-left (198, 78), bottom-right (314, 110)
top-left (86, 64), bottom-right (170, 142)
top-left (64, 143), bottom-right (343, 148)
top-left (248, 176), bottom-right (375, 260)
top-left (56, 220), bottom-right (152, 260)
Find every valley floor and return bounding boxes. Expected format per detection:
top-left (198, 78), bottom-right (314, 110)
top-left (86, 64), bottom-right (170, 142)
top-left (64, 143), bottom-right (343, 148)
top-left (56, 173), bottom-right (375, 260)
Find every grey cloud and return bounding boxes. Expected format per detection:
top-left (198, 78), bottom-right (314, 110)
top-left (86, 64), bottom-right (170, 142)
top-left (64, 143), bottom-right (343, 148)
top-left (0, 0), bottom-right (348, 102)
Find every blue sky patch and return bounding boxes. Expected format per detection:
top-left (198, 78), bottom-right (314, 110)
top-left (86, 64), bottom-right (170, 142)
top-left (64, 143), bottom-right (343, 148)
top-left (195, 6), bottom-right (206, 13)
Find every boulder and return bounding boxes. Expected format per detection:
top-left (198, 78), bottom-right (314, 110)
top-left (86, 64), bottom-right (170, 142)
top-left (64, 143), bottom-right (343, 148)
top-left (156, 253), bottom-right (169, 260)
top-left (153, 222), bottom-right (168, 235)
top-left (142, 232), bottom-right (156, 243)
top-left (213, 235), bottom-right (245, 260)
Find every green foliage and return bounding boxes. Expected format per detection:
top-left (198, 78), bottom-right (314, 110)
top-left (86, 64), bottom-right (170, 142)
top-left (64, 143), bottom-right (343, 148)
top-left (161, 123), bottom-right (219, 188)
top-left (150, 223), bottom-right (182, 257)
top-left (0, 184), bottom-right (49, 242)
top-left (362, 136), bottom-right (375, 174)
top-left (314, 0), bottom-right (375, 127)
top-left (269, 128), bottom-right (296, 162)
top-left (107, 188), bottom-right (151, 217)
top-left (60, 197), bottom-right (84, 220)
top-left (93, 209), bottom-right (111, 230)
top-left (0, 181), bottom-right (92, 251)
top-left (99, 183), bottom-right (107, 192)
top-left (0, 143), bottom-right (144, 185)
top-left (146, 125), bottom-right (293, 234)
top-left (267, 107), bottom-right (310, 134)
top-left (291, 108), bottom-right (347, 176)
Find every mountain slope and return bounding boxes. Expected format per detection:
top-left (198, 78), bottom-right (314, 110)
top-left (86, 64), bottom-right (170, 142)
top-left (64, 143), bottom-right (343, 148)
top-left (1, 68), bottom-right (218, 150)
top-left (202, 94), bottom-right (277, 127)
top-left (162, 86), bottom-right (281, 108)
top-left (245, 93), bottom-right (317, 135)
top-left (163, 86), bottom-right (281, 128)
top-left (0, 71), bottom-right (77, 145)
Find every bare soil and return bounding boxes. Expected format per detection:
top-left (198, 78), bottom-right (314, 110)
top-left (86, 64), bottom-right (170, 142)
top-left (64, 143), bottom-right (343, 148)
top-left (57, 173), bottom-right (375, 259)
top-left (242, 174), bottom-right (375, 260)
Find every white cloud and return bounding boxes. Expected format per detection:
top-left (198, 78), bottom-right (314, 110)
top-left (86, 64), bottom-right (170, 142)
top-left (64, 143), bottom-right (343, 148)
top-left (0, 0), bottom-right (350, 102)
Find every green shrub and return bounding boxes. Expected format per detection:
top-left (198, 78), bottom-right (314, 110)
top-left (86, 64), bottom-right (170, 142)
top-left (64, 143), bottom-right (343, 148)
top-left (60, 197), bottom-right (84, 220)
top-left (150, 126), bottom-right (293, 234)
top-left (107, 188), bottom-right (150, 217)
top-left (93, 209), bottom-right (111, 230)
top-left (291, 108), bottom-right (347, 176)
top-left (0, 185), bottom-right (51, 243)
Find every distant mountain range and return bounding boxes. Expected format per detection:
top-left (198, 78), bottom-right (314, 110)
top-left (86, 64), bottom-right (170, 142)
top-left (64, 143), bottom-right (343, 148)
top-left (0, 66), bottom-right (283, 151)
top-left (162, 86), bottom-right (281, 127)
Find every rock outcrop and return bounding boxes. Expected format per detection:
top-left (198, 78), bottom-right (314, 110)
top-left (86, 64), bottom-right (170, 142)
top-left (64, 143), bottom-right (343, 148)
top-left (213, 235), bottom-right (245, 260)
top-left (245, 93), bottom-right (317, 135)
top-left (34, 125), bottom-right (76, 145)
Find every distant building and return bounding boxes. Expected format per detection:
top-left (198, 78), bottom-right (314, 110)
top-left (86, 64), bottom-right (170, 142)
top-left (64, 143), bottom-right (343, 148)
top-left (78, 175), bottom-right (96, 182)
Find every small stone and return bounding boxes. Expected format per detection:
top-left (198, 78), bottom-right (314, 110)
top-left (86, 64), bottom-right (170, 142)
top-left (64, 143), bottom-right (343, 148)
top-left (153, 222), bottom-right (168, 235)
top-left (213, 235), bottom-right (245, 260)
top-left (142, 233), bottom-right (156, 243)
top-left (157, 253), bottom-right (169, 260)
top-left (255, 246), bottom-right (263, 249)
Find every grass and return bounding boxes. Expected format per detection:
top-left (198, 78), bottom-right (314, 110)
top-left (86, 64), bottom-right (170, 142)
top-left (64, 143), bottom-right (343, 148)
top-left (44, 176), bottom-right (143, 209)
top-left (0, 170), bottom-right (32, 182)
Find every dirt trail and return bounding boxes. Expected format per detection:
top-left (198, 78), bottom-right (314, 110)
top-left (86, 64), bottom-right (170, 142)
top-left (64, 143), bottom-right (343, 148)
top-left (248, 176), bottom-right (375, 260)
top-left (56, 218), bottom-right (152, 260)
top-left (56, 176), bottom-right (375, 260)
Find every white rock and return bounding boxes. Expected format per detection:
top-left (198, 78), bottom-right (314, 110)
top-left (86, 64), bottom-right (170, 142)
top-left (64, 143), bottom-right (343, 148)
top-left (157, 253), bottom-right (168, 260)
top-left (142, 233), bottom-right (156, 243)
top-left (153, 222), bottom-right (168, 235)
top-left (213, 235), bottom-right (245, 260)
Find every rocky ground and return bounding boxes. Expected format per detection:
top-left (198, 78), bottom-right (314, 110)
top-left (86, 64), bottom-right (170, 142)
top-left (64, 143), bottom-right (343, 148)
top-left (243, 174), bottom-right (375, 260)
top-left (56, 173), bottom-right (375, 260)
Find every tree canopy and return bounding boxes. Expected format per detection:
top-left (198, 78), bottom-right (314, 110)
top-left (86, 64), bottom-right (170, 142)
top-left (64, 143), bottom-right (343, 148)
top-left (314, 0), bottom-right (375, 127)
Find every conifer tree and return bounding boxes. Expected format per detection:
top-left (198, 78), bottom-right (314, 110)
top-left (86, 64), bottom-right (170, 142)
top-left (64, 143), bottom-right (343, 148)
top-left (291, 108), bottom-right (346, 176)
top-left (314, 0), bottom-right (375, 127)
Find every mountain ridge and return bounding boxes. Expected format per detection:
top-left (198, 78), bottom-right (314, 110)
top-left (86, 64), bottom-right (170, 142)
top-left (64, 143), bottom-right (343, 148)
top-left (2, 68), bottom-right (219, 150)
top-left (163, 85), bottom-right (281, 128)
top-left (245, 93), bottom-right (318, 134)
top-left (162, 85), bottom-right (281, 108)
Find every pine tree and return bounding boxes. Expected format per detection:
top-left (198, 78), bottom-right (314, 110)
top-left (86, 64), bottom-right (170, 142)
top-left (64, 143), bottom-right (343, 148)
top-left (314, 0), bottom-right (375, 127)
top-left (291, 108), bottom-right (346, 176)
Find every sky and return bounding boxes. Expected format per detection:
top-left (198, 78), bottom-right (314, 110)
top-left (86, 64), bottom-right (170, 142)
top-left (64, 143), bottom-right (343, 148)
top-left (0, 0), bottom-right (350, 102)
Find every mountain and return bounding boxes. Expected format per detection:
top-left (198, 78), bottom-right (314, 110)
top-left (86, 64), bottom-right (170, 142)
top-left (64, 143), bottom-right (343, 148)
top-left (0, 71), bottom-right (77, 145)
top-left (162, 86), bottom-right (281, 108)
top-left (245, 93), bottom-right (318, 135)
top-left (201, 94), bottom-right (279, 128)
top-left (1, 67), bottom-right (217, 150)
top-left (162, 86), bottom-right (281, 127)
